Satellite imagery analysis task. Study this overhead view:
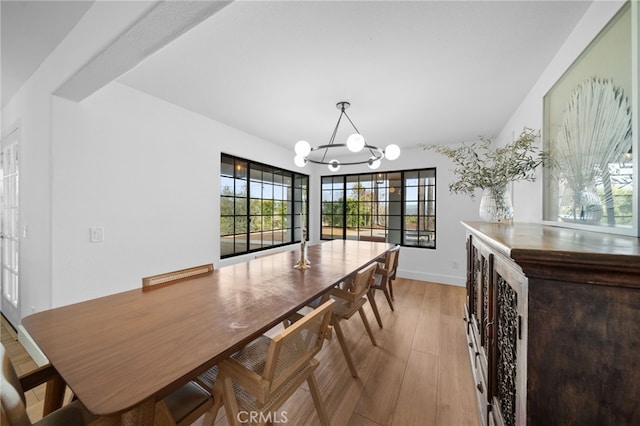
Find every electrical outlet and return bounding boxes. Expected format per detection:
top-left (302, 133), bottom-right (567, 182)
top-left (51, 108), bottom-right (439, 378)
top-left (452, 261), bottom-right (458, 270)
top-left (89, 227), bottom-right (104, 243)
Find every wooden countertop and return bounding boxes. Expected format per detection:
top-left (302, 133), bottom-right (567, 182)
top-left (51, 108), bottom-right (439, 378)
top-left (461, 221), bottom-right (640, 287)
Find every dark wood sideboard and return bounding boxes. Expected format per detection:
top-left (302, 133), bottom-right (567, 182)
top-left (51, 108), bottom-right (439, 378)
top-left (461, 221), bottom-right (640, 426)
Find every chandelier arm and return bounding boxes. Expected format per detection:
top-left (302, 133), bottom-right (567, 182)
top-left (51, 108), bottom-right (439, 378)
top-left (320, 111), bottom-right (344, 164)
top-left (342, 110), bottom-right (361, 134)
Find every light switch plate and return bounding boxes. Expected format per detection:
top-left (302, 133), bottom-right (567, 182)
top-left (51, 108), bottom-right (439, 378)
top-left (89, 227), bottom-right (104, 243)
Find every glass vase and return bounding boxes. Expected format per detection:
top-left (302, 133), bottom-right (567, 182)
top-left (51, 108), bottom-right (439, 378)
top-left (479, 187), bottom-right (514, 223)
top-left (559, 185), bottom-right (603, 224)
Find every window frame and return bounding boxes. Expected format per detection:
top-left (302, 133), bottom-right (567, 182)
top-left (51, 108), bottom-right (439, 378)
top-left (320, 168), bottom-right (436, 249)
top-left (220, 153), bottom-right (309, 258)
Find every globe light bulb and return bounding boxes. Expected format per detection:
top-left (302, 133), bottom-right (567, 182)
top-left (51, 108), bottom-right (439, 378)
top-left (346, 133), bottom-right (365, 152)
top-left (295, 140), bottom-right (311, 156)
top-left (385, 144), bottom-right (401, 160)
top-left (328, 159), bottom-right (340, 172)
top-left (368, 157), bottom-right (381, 170)
top-left (294, 155), bottom-right (307, 167)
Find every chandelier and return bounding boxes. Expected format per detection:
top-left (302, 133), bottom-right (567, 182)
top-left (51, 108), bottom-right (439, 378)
top-left (294, 101), bottom-right (400, 172)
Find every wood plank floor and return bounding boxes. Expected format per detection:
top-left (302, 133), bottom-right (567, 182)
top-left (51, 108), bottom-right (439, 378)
top-left (1, 279), bottom-right (480, 425)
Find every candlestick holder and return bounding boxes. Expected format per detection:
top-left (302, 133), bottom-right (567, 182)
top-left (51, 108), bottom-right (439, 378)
top-left (294, 230), bottom-right (311, 270)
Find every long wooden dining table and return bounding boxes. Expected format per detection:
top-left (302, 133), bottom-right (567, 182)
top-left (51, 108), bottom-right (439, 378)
top-left (22, 239), bottom-right (392, 425)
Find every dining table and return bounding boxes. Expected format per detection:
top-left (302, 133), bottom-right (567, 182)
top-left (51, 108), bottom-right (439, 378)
top-left (22, 239), bottom-right (392, 425)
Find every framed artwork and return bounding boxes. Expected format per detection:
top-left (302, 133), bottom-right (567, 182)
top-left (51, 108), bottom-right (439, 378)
top-left (543, 1), bottom-right (638, 236)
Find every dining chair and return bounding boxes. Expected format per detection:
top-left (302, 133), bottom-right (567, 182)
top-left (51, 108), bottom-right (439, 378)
top-left (371, 245), bottom-right (400, 312)
top-left (140, 264), bottom-right (222, 426)
top-left (386, 245), bottom-right (400, 301)
top-left (1, 343), bottom-right (96, 426)
top-left (153, 380), bottom-right (221, 426)
top-left (214, 299), bottom-right (335, 426)
top-left (329, 262), bottom-right (378, 378)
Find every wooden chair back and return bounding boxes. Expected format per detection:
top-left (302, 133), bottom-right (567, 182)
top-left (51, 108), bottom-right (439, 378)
top-left (351, 262), bottom-right (378, 298)
top-left (142, 264), bottom-right (214, 289)
top-left (332, 262), bottom-right (377, 304)
top-left (263, 299), bottom-right (334, 392)
top-left (385, 246), bottom-right (399, 276)
top-left (217, 299), bottom-right (334, 412)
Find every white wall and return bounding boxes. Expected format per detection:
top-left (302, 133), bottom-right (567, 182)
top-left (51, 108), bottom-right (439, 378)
top-left (51, 82), bottom-right (312, 304)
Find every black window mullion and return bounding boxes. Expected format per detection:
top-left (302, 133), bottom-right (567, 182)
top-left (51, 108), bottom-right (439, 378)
top-left (400, 171), bottom-right (405, 246)
top-left (342, 176), bottom-right (347, 240)
top-left (245, 161), bottom-right (251, 253)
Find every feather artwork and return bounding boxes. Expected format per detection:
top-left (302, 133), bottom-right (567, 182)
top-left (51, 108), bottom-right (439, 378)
top-left (553, 78), bottom-right (632, 223)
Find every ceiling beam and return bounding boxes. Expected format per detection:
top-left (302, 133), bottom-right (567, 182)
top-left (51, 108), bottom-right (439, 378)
top-left (54, 0), bottom-right (232, 102)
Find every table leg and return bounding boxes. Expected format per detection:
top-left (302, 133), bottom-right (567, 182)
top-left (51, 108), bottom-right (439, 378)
top-left (120, 397), bottom-right (155, 426)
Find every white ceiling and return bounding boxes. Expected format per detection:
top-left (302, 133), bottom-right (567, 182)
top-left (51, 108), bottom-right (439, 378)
top-left (1, 0), bottom-right (93, 108)
top-left (2, 1), bottom-right (592, 151)
top-left (119, 0), bottom-right (592, 150)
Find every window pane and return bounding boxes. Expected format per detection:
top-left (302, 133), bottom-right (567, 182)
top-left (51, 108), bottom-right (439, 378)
top-left (220, 176), bottom-right (234, 194)
top-left (235, 217), bottom-right (247, 234)
top-left (234, 237), bottom-right (247, 253)
top-left (221, 155), bottom-right (234, 177)
top-left (220, 216), bottom-right (234, 236)
top-left (235, 198), bottom-right (247, 215)
top-left (221, 236), bottom-right (234, 256)
top-left (220, 196), bottom-right (234, 216)
top-left (405, 186), bottom-right (418, 200)
top-left (262, 183), bottom-right (273, 199)
top-left (250, 181), bottom-right (261, 198)
top-left (235, 161), bottom-right (247, 179)
top-left (235, 179), bottom-right (247, 196)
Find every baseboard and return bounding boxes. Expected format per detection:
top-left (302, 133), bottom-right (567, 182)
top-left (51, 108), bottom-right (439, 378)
top-left (398, 269), bottom-right (466, 287)
top-left (17, 325), bottom-right (49, 367)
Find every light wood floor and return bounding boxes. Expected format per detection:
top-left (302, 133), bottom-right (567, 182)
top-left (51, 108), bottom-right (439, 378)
top-left (1, 279), bottom-right (480, 426)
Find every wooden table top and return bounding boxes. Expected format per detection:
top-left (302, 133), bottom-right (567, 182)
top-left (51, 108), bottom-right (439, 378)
top-left (22, 240), bottom-right (392, 417)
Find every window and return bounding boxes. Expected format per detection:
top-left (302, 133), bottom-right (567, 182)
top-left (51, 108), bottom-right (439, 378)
top-left (321, 169), bottom-right (436, 248)
top-left (221, 154), bottom-right (308, 258)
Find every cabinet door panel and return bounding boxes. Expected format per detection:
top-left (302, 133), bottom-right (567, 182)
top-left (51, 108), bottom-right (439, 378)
top-left (491, 256), bottom-right (527, 426)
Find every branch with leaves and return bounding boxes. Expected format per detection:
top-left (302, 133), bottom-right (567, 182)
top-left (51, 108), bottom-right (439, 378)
top-left (423, 128), bottom-right (551, 199)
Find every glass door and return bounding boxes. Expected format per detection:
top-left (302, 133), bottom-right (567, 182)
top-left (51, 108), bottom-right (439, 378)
top-left (1, 126), bottom-right (20, 328)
